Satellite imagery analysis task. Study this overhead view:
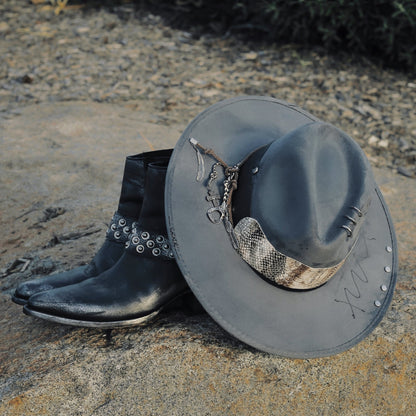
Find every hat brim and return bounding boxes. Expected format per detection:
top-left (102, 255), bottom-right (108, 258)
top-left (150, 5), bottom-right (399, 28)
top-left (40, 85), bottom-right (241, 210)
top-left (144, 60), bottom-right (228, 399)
top-left (165, 96), bottom-right (397, 358)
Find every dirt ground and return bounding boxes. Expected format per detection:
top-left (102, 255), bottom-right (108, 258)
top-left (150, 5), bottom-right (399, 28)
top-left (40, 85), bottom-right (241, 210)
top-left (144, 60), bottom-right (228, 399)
top-left (1, 0), bottom-right (415, 176)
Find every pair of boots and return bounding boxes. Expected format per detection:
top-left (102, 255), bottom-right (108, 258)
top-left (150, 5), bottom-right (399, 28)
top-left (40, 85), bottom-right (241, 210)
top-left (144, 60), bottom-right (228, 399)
top-left (13, 150), bottom-right (201, 328)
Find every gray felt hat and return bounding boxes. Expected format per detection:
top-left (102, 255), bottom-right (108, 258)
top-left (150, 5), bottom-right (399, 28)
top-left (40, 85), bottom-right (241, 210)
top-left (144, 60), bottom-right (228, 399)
top-left (165, 96), bottom-right (397, 358)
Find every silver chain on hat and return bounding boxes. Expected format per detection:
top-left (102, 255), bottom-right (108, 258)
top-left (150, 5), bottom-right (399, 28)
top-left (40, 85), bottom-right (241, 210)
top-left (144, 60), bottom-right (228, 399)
top-left (189, 137), bottom-right (261, 249)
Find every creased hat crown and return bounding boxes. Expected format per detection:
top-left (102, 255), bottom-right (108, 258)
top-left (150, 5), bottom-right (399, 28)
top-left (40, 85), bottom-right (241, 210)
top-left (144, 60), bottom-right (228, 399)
top-left (233, 122), bottom-right (373, 269)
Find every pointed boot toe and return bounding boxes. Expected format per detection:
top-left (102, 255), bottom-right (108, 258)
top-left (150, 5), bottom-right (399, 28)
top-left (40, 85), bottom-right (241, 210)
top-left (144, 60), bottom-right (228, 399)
top-left (24, 277), bottom-right (132, 327)
top-left (12, 266), bottom-right (87, 305)
top-left (26, 287), bottom-right (74, 317)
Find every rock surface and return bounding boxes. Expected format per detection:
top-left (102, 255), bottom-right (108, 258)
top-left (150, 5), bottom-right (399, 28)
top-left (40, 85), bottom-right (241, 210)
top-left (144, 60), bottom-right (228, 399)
top-left (0, 0), bottom-right (415, 176)
top-left (0, 102), bottom-right (415, 416)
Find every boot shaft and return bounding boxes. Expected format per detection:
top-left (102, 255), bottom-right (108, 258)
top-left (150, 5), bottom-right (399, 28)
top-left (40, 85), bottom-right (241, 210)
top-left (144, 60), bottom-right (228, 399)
top-left (137, 160), bottom-right (169, 234)
top-left (117, 149), bottom-right (172, 219)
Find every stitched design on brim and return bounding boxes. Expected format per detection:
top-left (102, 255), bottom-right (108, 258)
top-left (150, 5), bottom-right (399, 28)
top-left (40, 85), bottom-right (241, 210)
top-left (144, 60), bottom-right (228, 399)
top-left (234, 217), bottom-right (344, 289)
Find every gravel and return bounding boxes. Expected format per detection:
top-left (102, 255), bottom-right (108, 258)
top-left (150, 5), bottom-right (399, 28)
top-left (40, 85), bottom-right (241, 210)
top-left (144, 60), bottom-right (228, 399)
top-left (0, 0), bottom-right (415, 176)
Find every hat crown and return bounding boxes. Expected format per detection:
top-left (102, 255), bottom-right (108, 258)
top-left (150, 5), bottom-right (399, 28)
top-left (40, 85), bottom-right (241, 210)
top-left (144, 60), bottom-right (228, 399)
top-left (233, 122), bottom-right (373, 268)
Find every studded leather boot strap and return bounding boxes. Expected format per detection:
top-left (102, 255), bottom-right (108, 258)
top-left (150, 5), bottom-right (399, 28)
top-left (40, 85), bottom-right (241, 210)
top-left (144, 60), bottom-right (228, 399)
top-left (125, 229), bottom-right (175, 260)
top-left (106, 212), bottom-right (135, 243)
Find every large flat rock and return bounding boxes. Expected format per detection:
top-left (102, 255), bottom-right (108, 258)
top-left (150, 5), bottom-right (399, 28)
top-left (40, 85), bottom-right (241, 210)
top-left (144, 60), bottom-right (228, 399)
top-left (0, 103), bottom-right (415, 415)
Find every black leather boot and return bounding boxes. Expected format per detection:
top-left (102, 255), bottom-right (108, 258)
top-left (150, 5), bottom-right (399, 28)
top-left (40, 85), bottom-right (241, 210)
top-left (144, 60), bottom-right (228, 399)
top-left (23, 161), bottom-right (191, 327)
top-left (12, 149), bottom-right (172, 305)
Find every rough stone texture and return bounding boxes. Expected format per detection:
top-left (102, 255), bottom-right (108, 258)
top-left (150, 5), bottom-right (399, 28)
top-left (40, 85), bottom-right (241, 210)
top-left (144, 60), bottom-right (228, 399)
top-left (0, 103), bottom-right (415, 416)
top-left (1, 0), bottom-right (416, 177)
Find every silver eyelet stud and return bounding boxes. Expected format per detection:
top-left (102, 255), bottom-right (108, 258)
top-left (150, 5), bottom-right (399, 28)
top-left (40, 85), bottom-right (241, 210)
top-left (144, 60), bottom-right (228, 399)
top-left (125, 241), bottom-right (130, 248)
top-left (162, 243), bottom-right (170, 250)
top-left (141, 231), bottom-right (150, 240)
top-left (146, 240), bottom-right (155, 248)
top-left (169, 251), bottom-right (175, 258)
top-left (384, 266), bottom-right (391, 273)
top-left (114, 231), bottom-right (121, 239)
top-left (132, 236), bottom-right (140, 245)
top-left (119, 218), bottom-right (126, 226)
top-left (156, 235), bottom-right (165, 244)
top-left (111, 224), bottom-right (117, 231)
top-left (386, 246), bottom-right (392, 253)
top-left (381, 284), bottom-right (388, 292)
top-left (152, 248), bottom-right (161, 256)
top-left (252, 167), bottom-right (259, 174)
top-left (123, 226), bottom-right (130, 234)
top-left (136, 245), bottom-right (144, 253)
top-left (374, 300), bottom-right (382, 307)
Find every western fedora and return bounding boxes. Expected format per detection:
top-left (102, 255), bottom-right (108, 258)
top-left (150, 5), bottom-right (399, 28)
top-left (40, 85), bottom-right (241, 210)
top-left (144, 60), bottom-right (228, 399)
top-left (165, 96), bottom-right (397, 358)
